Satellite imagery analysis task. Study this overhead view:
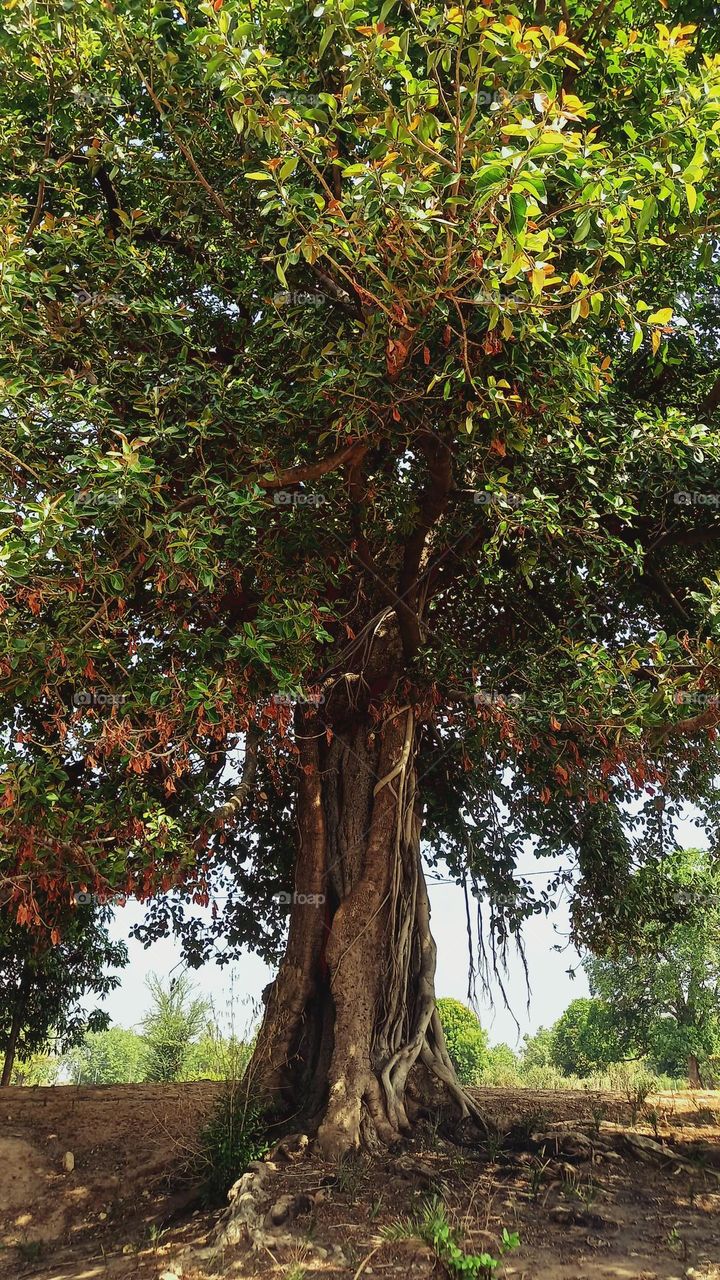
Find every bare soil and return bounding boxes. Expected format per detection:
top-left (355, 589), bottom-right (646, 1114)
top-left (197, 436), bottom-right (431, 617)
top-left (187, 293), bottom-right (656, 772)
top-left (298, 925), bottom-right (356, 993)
top-left (1, 1082), bottom-right (719, 1279)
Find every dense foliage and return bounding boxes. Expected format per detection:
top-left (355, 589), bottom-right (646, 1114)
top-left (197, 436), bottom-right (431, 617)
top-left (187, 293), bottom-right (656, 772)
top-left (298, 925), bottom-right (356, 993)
top-left (437, 996), bottom-right (489, 1083)
top-left (584, 848), bottom-right (720, 1079)
top-left (0, 902), bottom-right (126, 1082)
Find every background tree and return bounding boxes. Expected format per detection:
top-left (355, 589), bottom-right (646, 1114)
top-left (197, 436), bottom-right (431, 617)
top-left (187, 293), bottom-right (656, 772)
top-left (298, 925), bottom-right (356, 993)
top-left (550, 997), bottom-right (626, 1077)
top-left (2, 0), bottom-right (720, 1153)
top-left (65, 1025), bottom-right (146, 1085)
top-left (141, 974), bottom-right (210, 1083)
top-left (584, 849), bottom-right (720, 1085)
top-left (520, 1026), bottom-right (556, 1072)
top-left (9, 1050), bottom-right (62, 1086)
top-left (0, 903), bottom-right (126, 1085)
top-left (436, 998), bottom-right (489, 1085)
top-left (482, 1043), bottom-right (521, 1087)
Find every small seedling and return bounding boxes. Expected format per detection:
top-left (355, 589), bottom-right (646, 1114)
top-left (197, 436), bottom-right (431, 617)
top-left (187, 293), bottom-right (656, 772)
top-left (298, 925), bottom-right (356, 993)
top-left (382, 1195), bottom-right (519, 1279)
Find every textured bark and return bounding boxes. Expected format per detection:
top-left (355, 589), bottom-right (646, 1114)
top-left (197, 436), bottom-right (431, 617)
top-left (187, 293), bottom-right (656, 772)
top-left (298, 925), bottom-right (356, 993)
top-left (247, 688), bottom-right (481, 1156)
top-left (687, 1053), bottom-right (703, 1088)
top-left (1, 959), bottom-right (31, 1087)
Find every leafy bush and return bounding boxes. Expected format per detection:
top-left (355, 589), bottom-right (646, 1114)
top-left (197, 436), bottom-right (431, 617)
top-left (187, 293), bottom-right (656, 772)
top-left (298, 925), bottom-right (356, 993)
top-left (383, 1195), bottom-right (519, 1279)
top-left (182, 1030), bottom-right (253, 1081)
top-left (437, 998), bottom-right (489, 1085)
top-left (198, 1081), bottom-right (268, 1205)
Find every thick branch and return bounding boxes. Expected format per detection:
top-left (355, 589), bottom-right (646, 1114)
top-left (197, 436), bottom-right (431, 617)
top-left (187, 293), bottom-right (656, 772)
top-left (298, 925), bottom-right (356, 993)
top-left (257, 441), bottom-right (368, 491)
top-left (208, 724), bottom-right (261, 826)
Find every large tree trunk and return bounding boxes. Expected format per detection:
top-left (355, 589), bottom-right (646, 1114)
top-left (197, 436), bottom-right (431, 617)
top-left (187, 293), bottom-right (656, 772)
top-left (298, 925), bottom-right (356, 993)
top-left (687, 1053), bottom-right (703, 1088)
top-left (246, 686), bottom-right (477, 1158)
top-left (1, 959), bottom-right (31, 1087)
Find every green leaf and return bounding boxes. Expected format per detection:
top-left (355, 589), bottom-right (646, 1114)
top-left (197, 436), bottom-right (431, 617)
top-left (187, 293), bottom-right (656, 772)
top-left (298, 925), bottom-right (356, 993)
top-left (279, 156), bottom-right (298, 181)
top-left (318, 25), bottom-right (335, 57)
top-left (636, 195), bottom-right (656, 237)
top-left (508, 192), bottom-right (527, 238)
top-left (474, 164), bottom-right (506, 191)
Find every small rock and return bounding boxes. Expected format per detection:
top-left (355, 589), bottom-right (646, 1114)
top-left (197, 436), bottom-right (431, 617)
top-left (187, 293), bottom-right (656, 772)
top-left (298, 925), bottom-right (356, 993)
top-left (98, 1212), bottom-right (107, 1221)
top-left (62, 1151), bottom-right (74, 1173)
top-left (159, 1271), bottom-right (182, 1280)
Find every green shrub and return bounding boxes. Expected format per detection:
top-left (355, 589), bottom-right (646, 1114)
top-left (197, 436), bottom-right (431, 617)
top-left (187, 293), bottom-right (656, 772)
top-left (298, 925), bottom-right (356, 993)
top-left (198, 1081), bottom-right (268, 1205)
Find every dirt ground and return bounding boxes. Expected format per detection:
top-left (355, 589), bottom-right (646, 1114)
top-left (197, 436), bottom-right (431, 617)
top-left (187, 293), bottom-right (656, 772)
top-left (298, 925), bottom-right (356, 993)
top-left (1, 1082), bottom-right (719, 1280)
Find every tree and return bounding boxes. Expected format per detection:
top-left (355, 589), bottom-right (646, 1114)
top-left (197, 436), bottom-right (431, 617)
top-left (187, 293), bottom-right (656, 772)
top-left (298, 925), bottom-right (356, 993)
top-left (437, 998), bottom-right (489, 1085)
top-left (584, 849), bottom-right (720, 1085)
top-left (0, 904), bottom-right (127, 1085)
top-left (10, 1051), bottom-right (62, 1086)
top-left (141, 974), bottom-right (210, 1083)
top-left (483, 1044), bottom-right (521, 1087)
top-left (2, 0), bottom-right (720, 1154)
top-left (550, 997), bottom-right (625, 1077)
top-left (65, 1026), bottom-right (146, 1084)
top-left (521, 1026), bottom-right (556, 1072)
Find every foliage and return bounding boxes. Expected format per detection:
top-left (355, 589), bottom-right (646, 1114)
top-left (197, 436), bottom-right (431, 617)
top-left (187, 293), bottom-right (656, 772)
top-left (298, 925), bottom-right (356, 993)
top-left (521, 1026), bottom-right (556, 1071)
top-left (583, 849), bottom-right (720, 1079)
top-left (0, 903), bottom-right (127, 1076)
top-left (482, 1043), bottom-right (522, 1087)
top-left (384, 1195), bottom-right (519, 1279)
top-left (198, 1081), bottom-right (268, 1206)
top-left (141, 973), bottom-right (210, 1083)
top-left (64, 1026), bottom-right (146, 1084)
top-left (550, 997), bottom-right (626, 1076)
top-left (437, 998), bottom-right (489, 1084)
top-left (10, 1050), bottom-right (62, 1085)
top-left (2, 0), bottom-right (720, 1076)
top-left (182, 1030), bottom-right (253, 1081)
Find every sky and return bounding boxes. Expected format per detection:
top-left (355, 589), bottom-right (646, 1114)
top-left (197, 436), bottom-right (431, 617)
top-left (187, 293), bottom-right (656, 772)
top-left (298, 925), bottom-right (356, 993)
top-left (100, 807), bottom-right (710, 1050)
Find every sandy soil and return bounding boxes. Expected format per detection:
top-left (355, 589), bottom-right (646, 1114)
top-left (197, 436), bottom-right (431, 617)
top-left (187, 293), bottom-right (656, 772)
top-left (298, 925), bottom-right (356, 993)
top-left (1, 1082), bottom-right (719, 1279)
